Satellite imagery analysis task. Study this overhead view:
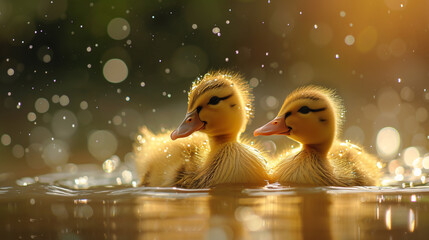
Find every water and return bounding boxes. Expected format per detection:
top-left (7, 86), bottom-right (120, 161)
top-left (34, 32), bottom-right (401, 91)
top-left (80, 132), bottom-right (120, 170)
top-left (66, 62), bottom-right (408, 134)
top-left (1, 166), bottom-right (429, 239)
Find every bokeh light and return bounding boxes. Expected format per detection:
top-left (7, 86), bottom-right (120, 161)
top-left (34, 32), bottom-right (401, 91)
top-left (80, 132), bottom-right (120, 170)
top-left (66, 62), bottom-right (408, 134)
top-left (376, 127), bottom-right (401, 159)
top-left (51, 95), bottom-right (60, 104)
top-left (107, 18), bottom-right (131, 40)
top-left (42, 139), bottom-right (70, 167)
top-left (59, 95), bottom-right (70, 107)
top-left (403, 147), bottom-right (420, 167)
top-left (80, 101), bottom-right (88, 110)
top-left (7, 68), bottom-right (14, 76)
top-left (34, 98), bottom-right (50, 113)
top-left (51, 110), bottom-right (78, 139)
top-left (423, 156), bottom-right (429, 169)
top-left (1, 134), bottom-right (12, 146)
top-left (27, 112), bottom-right (37, 122)
top-left (87, 130), bottom-right (118, 160)
top-left (344, 35), bottom-right (355, 46)
top-left (12, 144), bottom-right (24, 158)
top-left (103, 58), bottom-right (128, 83)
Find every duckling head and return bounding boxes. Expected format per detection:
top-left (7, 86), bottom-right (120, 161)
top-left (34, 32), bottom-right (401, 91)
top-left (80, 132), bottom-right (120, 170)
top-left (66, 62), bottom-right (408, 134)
top-left (254, 86), bottom-right (344, 155)
top-left (171, 71), bottom-right (253, 144)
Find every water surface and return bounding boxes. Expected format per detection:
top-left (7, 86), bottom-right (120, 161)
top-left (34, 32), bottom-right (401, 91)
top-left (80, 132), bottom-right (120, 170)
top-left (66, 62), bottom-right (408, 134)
top-left (1, 166), bottom-right (429, 240)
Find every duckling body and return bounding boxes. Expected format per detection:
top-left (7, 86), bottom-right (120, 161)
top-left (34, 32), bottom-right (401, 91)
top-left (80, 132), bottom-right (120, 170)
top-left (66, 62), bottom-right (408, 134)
top-left (255, 86), bottom-right (381, 186)
top-left (135, 127), bottom-right (208, 187)
top-left (135, 71), bottom-right (269, 188)
top-left (330, 141), bottom-right (381, 186)
top-left (272, 147), bottom-right (343, 186)
top-left (180, 141), bottom-right (268, 188)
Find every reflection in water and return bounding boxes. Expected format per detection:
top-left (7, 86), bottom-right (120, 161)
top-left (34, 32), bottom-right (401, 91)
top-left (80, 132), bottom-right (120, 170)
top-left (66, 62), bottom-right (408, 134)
top-left (2, 180), bottom-right (429, 239)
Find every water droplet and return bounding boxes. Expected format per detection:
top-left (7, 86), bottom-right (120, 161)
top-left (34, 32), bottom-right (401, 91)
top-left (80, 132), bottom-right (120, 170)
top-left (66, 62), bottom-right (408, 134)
top-left (102, 156), bottom-right (120, 173)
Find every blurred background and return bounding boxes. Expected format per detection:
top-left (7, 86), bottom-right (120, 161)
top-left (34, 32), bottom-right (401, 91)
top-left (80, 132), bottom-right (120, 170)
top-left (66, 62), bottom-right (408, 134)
top-left (0, 0), bottom-right (428, 180)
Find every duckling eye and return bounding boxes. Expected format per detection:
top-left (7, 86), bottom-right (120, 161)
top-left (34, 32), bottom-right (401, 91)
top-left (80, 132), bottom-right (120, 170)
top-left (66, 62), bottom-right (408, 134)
top-left (298, 106), bottom-right (311, 114)
top-left (208, 96), bottom-right (221, 105)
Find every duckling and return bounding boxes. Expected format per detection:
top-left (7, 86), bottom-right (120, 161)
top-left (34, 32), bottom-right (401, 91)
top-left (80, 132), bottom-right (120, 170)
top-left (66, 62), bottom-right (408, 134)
top-left (134, 127), bottom-right (208, 187)
top-left (254, 86), bottom-right (381, 186)
top-left (135, 71), bottom-right (269, 188)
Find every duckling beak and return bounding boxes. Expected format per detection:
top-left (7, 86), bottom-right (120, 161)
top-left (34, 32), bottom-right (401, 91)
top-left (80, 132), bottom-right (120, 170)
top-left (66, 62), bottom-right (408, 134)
top-left (253, 116), bottom-right (290, 136)
top-left (171, 109), bottom-right (205, 140)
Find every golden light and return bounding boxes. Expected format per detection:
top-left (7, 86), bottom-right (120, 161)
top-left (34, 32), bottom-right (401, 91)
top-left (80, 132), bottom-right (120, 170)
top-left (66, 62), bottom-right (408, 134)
top-left (376, 127), bottom-right (400, 159)
top-left (409, 209), bottom-right (416, 232)
top-left (403, 147), bottom-right (420, 167)
top-left (385, 207), bottom-right (392, 230)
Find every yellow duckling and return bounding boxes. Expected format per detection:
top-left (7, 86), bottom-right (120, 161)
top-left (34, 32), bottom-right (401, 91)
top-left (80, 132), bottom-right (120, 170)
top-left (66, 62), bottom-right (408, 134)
top-left (254, 86), bottom-right (381, 186)
top-left (135, 71), bottom-right (269, 188)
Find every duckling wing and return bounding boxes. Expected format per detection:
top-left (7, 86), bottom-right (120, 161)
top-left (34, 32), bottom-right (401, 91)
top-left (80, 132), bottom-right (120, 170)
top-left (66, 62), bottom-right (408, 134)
top-left (134, 127), bottom-right (209, 187)
top-left (330, 141), bottom-right (381, 186)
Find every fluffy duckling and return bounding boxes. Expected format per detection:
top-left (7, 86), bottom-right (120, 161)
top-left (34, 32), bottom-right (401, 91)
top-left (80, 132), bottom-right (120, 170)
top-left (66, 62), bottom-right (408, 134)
top-left (254, 86), bottom-right (381, 186)
top-left (135, 71), bottom-right (269, 188)
top-left (134, 127), bottom-right (207, 187)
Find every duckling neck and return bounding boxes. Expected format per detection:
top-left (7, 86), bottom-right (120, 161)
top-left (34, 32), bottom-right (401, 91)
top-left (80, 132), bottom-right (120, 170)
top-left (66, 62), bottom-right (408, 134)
top-left (208, 134), bottom-right (239, 152)
top-left (303, 141), bottom-right (333, 158)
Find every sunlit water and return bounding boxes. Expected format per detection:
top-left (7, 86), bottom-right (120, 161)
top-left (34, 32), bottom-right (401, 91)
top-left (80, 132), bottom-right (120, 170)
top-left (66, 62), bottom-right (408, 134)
top-left (1, 165), bottom-right (429, 240)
